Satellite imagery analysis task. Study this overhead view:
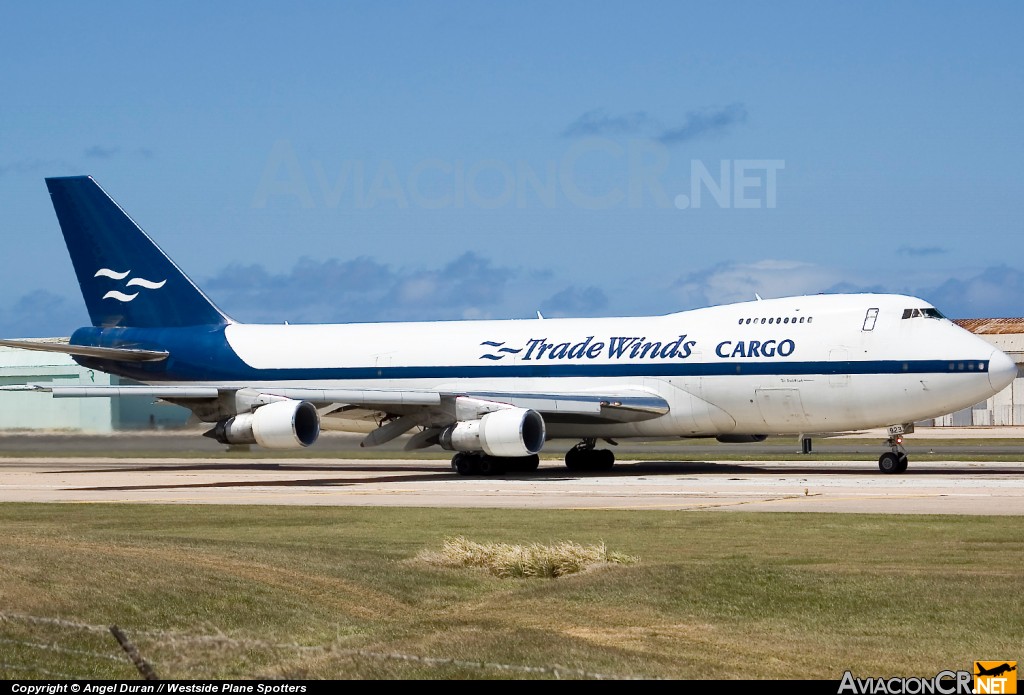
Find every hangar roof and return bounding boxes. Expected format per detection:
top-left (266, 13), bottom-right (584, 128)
top-left (954, 318), bottom-right (1024, 335)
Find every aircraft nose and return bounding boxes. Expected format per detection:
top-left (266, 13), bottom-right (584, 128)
top-left (988, 349), bottom-right (1017, 392)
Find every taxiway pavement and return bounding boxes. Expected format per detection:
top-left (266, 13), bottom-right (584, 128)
top-left (2, 457), bottom-right (1023, 514)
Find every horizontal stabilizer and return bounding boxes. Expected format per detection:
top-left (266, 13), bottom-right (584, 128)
top-left (0, 339), bottom-right (168, 362)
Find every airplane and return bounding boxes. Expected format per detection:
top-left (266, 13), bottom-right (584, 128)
top-left (0, 175), bottom-right (1016, 475)
top-left (975, 663), bottom-right (1016, 678)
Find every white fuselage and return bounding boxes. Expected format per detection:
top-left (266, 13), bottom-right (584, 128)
top-left (214, 294), bottom-right (1015, 439)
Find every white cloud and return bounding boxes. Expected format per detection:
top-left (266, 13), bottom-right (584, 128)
top-left (670, 259), bottom-right (847, 308)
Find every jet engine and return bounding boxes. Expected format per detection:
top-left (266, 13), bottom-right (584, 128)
top-left (209, 399), bottom-right (320, 449)
top-left (439, 407), bottom-right (546, 457)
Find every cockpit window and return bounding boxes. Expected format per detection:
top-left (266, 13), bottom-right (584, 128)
top-left (902, 307), bottom-right (946, 319)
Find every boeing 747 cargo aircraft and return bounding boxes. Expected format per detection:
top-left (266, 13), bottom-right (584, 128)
top-left (0, 176), bottom-right (1015, 474)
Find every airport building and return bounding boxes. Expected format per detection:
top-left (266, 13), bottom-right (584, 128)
top-left (1, 321), bottom-right (1022, 432)
top-left (0, 342), bottom-right (189, 432)
top-left (930, 319), bottom-right (1024, 426)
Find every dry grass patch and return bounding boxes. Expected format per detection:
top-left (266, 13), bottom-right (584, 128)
top-left (417, 536), bottom-right (639, 578)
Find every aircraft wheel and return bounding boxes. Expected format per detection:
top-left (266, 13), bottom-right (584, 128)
top-left (878, 452), bottom-right (901, 474)
top-left (565, 447), bottom-right (614, 472)
top-left (564, 447), bottom-right (585, 471)
top-left (505, 454), bottom-right (540, 473)
top-left (477, 456), bottom-right (505, 476)
top-left (452, 452), bottom-right (477, 476)
top-left (896, 453), bottom-right (909, 473)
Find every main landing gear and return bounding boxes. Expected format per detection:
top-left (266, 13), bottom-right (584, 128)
top-left (449, 438), bottom-right (619, 476)
top-left (450, 452), bottom-right (540, 476)
top-left (878, 432), bottom-right (909, 474)
top-left (564, 439), bottom-right (616, 472)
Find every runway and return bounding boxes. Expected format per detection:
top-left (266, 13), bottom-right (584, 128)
top-left (2, 457), bottom-right (1024, 514)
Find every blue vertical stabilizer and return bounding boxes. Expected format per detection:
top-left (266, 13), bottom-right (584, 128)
top-left (45, 176), bottom-right (230, 328)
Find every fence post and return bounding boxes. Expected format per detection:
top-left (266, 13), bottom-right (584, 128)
top-left (109, 624), bottom-right (159, 680)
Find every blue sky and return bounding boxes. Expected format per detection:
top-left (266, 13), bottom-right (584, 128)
top-left (1, 1), bottom-right (1022, 336)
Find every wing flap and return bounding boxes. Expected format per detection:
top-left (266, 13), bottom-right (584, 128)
top-left (452, 390), bottom-right (669, 423)
top-left (251, 388), bottom-right (442, 407)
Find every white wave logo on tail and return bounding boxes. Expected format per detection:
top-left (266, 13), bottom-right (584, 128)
top-left (94, 268), bottom-right (130, 280)
top-left (126, 278), bottom-right (166, 289)
top-left (94, 268), bottom-right (167, 302)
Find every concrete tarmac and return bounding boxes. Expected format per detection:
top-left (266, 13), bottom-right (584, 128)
top-left (2, 456), bottom-right (1024, 514)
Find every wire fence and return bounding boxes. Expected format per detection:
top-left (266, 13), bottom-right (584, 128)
top-left (0, 611), bottom-right (653, 680)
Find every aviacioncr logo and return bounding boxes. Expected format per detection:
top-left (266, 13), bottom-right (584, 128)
top-left (94, 268), bottom-right (167, 302)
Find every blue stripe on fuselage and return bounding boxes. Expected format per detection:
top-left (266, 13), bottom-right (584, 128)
top-left (68, 326), bottom-right (991, 382)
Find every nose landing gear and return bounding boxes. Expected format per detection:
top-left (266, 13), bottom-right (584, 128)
top-left (878, 426), bottom-right (910, 474)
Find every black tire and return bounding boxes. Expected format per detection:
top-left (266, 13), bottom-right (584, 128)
top-left (506, 454), bottom-right (541, 473)
top-left (896, 453), bottom-right (909, 473)
top-left (477, 456), bottom-right (505, 476)
top-left (564, 448), bottom-right (584, 471)
top-left (453, 453), bottom-right (476, 476)
top-left (878, 452), bottom-right (900, 474)
top-left (594, 449), bottom-right (615, 471)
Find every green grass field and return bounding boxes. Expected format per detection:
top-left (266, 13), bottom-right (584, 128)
top-left (1, 504), bottom-right (1020, 679)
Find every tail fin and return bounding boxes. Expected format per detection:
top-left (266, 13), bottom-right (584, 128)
top-left (46, 176), bottom-right (230, 328)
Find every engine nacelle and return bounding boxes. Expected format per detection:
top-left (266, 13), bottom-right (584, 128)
top-left (715, 434), bottom-right (768, 443)
top-left (439, 407), bottom-right (546, 457)
top-left (211, 399), bottom-right (320, 449)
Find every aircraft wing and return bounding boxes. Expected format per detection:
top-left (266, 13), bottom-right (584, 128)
top-left (8, 383), bottom-right (668, 424)
top-left (450, 390), bottom-right (669, 422)
top-left (1, 384), bottom-right (221, 398)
